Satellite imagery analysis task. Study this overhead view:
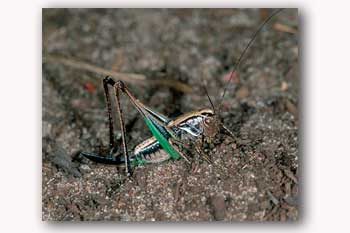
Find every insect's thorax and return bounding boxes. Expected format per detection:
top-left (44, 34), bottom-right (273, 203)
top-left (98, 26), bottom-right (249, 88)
top-left (171, 108), bottom-right (215, 136)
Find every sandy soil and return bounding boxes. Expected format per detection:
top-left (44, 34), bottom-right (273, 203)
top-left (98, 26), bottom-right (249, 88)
top-left (42, 8), bottom-right (298, 221)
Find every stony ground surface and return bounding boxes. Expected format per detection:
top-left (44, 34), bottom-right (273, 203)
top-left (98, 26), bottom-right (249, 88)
top-left (42, 9), bottom-right (298, 221)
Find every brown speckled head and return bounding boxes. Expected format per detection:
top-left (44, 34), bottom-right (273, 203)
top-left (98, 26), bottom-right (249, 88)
top-left (200, 111), bottom-right (220, 142)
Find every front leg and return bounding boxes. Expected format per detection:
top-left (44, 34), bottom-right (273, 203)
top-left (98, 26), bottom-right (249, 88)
top-left (220, 122), bottom-right (235, 139)
top-left (169, 138), bottom-right (191, 163)
top-left (194, 139), bottom-right (213, 164)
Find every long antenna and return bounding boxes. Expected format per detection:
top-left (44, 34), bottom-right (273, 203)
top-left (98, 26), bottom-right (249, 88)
top-left (204, 84), bottom-right (216, 113)
top-left (199, 75), bottom-right (216, 113)
top-left (220, 8), bottom-right (284, 104)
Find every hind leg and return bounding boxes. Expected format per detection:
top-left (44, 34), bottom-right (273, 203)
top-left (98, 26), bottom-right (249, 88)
top-left (81, 77), bottom-right (132, 175)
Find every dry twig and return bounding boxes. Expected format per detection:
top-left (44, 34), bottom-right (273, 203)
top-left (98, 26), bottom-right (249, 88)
top-left (43, 54), bottom-right (193, 93)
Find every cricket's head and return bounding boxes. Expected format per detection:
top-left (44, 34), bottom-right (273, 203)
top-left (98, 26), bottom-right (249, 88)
top-left (198, 108), bottom-right (221, 142)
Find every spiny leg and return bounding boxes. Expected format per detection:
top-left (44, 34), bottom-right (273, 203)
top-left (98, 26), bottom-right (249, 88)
top-left (80, 77), bottom-right (124, 165)
top-left (105, 77), bottom-right (132, 175)
top-left (103, 77), bottom-right (116, 151)
top-left (195, 139), bottom-right (213, 164)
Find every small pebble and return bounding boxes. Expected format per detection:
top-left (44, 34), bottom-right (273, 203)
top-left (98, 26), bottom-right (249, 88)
top-left (211, 194), bottom-right (226, 220)
top-left (79, 164), bottom-right (91, 173)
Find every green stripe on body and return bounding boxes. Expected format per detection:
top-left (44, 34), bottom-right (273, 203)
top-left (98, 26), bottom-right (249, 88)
top-left (144, 118), bottom-right (180, 160)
